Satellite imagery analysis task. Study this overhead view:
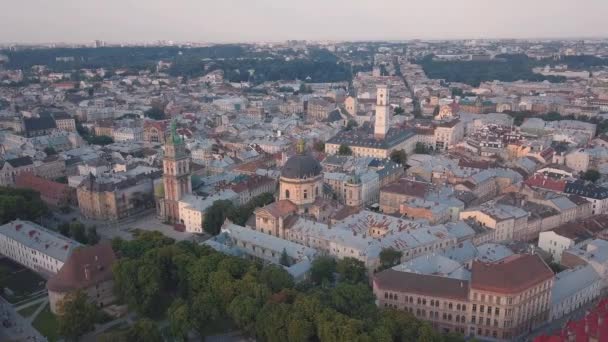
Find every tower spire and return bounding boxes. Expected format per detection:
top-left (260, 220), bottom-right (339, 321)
top-left (296, 139), bottom-right (306, 154)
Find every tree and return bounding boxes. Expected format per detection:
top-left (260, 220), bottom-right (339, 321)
top-left (338, 144), bottom-right (352, 156)
top-left (44, 146), bottom-right (57, 155)
top-left (279, 248), bottom-right (291, 267)
top-left (379, 248), bottom-right (403, 271)
top-left (336, 257), bottom-right (367, 284)
top-left (313, 140), bottom-right (325, 152)
top-left (328, 283), bottom-right (376, 318)
top-left (258, 265), bottom-right (294, 293)
top-left (167, 298), bottom-right (191, 341)
top-left (390, 149), bottom-right (407, 165)
top-left (310, 256), bottom-right (336, 285)
top-left (582, 169), bottom-right (601, 183)
top-left (126, 319), bottom-right (163, 342)
top-left (394, 107), bottom-right (405, 115)
top-left (0, 187), bottom-right (49, 224)
top-left (57, 291), bottom-right (99, 341)
top-left (88, 135), bottom-right (114, 146)
top-left (145, 106), bottom-right (165, 120)
top-left (203, 200), bottom-right (237, 235)
top-left (190, 292), bottom-right (222, 333)
top-left (346, 119), bottom-right (358, 131)
top-left (69, 222), bottom-right (87, 244)
top-left (86, 226), bottom-right (100, 245)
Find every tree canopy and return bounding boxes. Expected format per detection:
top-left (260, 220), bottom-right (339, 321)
top-left (338, 144), bottom-right (353, 156)
top-left (0, 187), bottom-right (49, 224)
top-left (203, 192), bottom-right (275, 235)
top-left (109, 231), bottom-right (467, 342)
top-left (57, 291), bottom-right (99, 341)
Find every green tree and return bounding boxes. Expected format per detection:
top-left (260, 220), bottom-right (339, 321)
top-left (390, 149), bottom-right (407, 165)
top-left (44, 146), bottom-right (57, 155)
top-left (145, 106), bottom-right (166, 120)
top-left (228, 294), bottom-right (261, 334)
top-left (346, 119), bottom-right (358, 131)
top-left (379, 248), bottom-right (403, 271)
top-left (336, 257), bottom-right (367, 284)
top-left (69, 222), bottom-right (87, 244)
top-left (313, 140), bottom-right (325, 152)
top-left (258, 265), bottom-right (294, 292)
top-left (582, 169), bottom-right (601, 183)
top-left (203, 200), bottom-right (237, 235)
top-left (126, 319), bottom-right (163, 342)
top-left (0, 187), bottom-right (49, 224)
top-left (279, 248), bottom-right (290, 267)
top-left (86, 226), bottom-right (100, 245)
top-left (88, 135), bottom-right (114, 146)
top-left (167, 298), bottom-right (191, 341)
top-left (189, 292), bottom-right (222, 333)
top-left (310, 256), bottom-right (336, 285)
top-left (57, 291), bottom-right (99, 341)
top-left (338, 144), bottom-right (352, 156)
top-left (394, 107), bottom-right (405, 115)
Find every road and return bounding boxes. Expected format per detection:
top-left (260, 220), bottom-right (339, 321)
top-left (47, 208), bottom-right (203, 242)
top-left (0, 295), bottom-right (47, 342)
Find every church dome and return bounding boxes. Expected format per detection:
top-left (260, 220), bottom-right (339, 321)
top-left (281, 154), bottom-right (322, 179)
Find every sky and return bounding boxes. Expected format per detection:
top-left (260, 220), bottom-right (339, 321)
top-left (1, 0), bottom-right (607, 44)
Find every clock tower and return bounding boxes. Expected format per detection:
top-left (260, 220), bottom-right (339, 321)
top-left (158, 120), bottom-right (191, 224)
top-left (374, 85), bottom-right (390, 139)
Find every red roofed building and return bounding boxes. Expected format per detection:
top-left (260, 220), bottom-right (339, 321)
top-left (525, 174), bottom-right (568, 193)
top-left (47, 242), bottom-right (117, 314)
top-left (143, 119), bottom-right (169, 144)
top-left (534, 298), bottom-right (608, 342)
top-left (229, 175), bottom-right (276, 205)
top-left (373, 253), bottom-right (554, 341)
top-left (15, 172), bottom-right (75, 207)
top-left (470, 254), bottom-right (554, 340)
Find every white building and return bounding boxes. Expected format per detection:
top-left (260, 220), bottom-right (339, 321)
top-left (178, 191), bottom-right (238, 233)
top-left (0, 220), bottom-right (80, 275)
top-left (204, 222), bottom-right (316, 280)
top-left (539, 230), bottom-right (584, 263)
top-left (550, 265), bottom-right (602, 320)
top-left (112, 127), bottom-right (144, 142)
top-left (285, 210), bottom-right (460, 271)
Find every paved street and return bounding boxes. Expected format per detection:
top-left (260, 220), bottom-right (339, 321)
top-left (46, 208), bottom-right (204, 242)
top-left (0, 296), bottom-right (47, 342)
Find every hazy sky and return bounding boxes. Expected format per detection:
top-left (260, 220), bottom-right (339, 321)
top-left (1, 0), bottom-right (607, 43)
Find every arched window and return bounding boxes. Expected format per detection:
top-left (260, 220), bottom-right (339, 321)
top-left (315, 186), bottom-right (319, 196)
top-left (303, 189), bottom-right (308, 199)
top-left (285, 190), bottom-right (290, 199)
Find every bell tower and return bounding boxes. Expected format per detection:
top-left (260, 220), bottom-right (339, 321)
top-left (159, 120), bottom-right (191, 224)
top-left (374, 85), bottom-right (390, 139)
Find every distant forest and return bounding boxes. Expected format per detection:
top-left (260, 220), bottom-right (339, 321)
top-left (0, 46), bottom-right (371, 84)
top-left (417, 54), bottom-right (567, 87)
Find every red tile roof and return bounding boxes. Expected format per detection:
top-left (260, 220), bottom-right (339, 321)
top-left (534, 298), bottom-right (608, 342)
top-left (381, 179), bottom-right (430, 198)
top-left (256, 200), bottom-right (297, 218)
top-left (374, 269), bottom-right (469, 301)
top-left (15, 172), bottom-right (72, 205)
top-left (525, 174), bottom-right (567, 193)
top-left (47, 242), bottom-right (116, 293)
top-left (471, 254), bottom-right (553, 294)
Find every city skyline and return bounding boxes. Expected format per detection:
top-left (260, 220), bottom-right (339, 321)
top-left (1, 0), bottom-right (608, 44)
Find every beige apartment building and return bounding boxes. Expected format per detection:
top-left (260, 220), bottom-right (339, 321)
top-left (374, 254), bottom-right (554, 341)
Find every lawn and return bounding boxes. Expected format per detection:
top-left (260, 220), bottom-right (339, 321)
top-left (32, 304), bottom-right (59, 342)
top-left (17, 302), bottom-right (41, 318)
top-left (0, 258), bottom-right (46, 303)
